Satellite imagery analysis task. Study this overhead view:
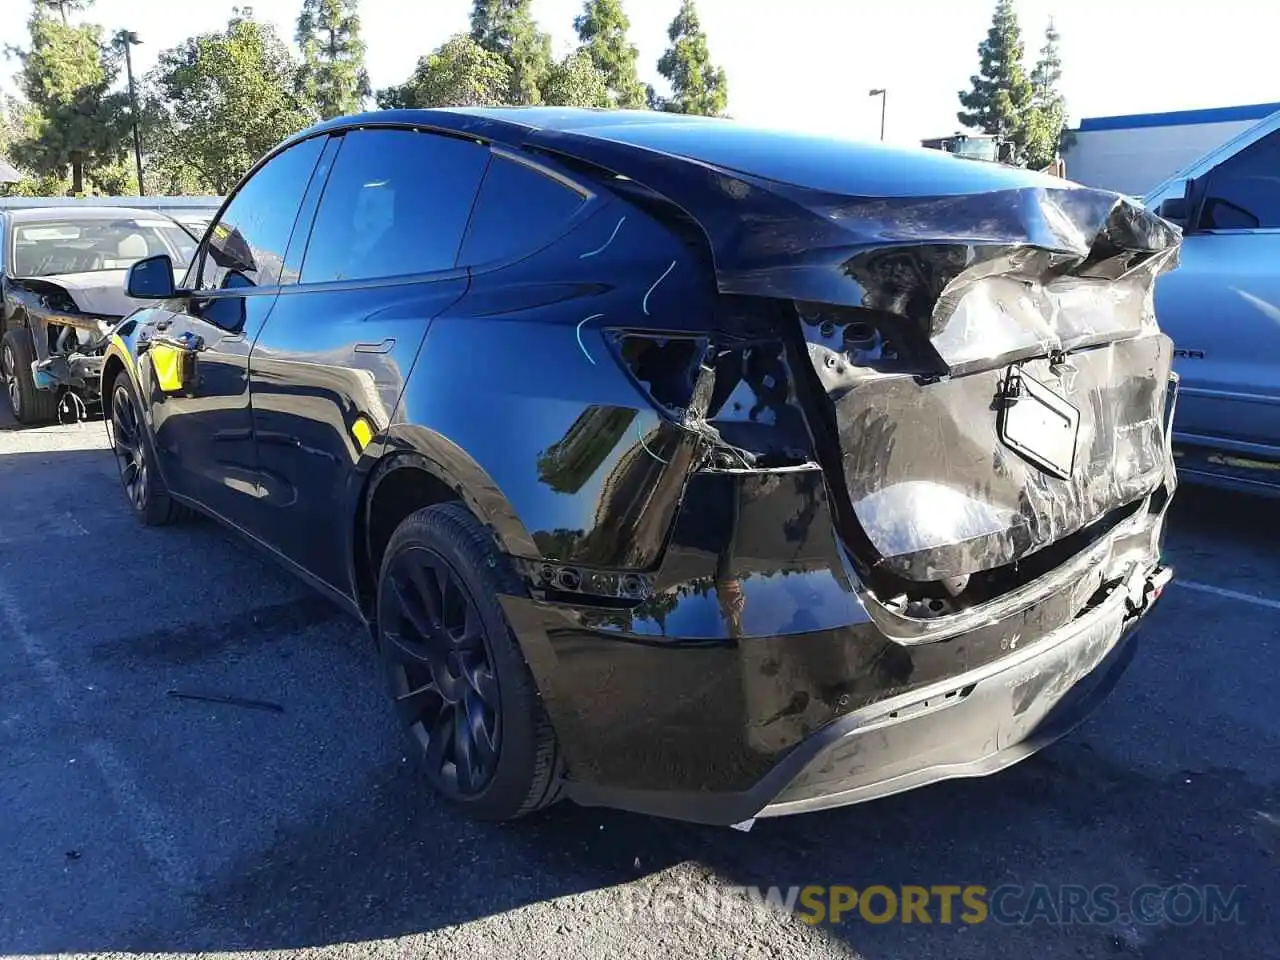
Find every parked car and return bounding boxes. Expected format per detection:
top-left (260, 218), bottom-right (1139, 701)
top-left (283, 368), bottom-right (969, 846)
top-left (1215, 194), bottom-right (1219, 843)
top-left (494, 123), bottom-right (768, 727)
top-left (1145, 109), bottom-right (1280, 495)
top-left (1, 206), bottom-right (197, 423)
top-left (104, 108), bottom-right (1180, 824)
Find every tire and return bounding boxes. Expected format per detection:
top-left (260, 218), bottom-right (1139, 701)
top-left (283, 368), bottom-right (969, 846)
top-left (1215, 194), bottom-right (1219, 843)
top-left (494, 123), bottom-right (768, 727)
top-left (109, 370), bottom-right (186, 526)
top-left (2, 327), bottom-right (58, 425)
top-left (377, 502), bottom-right (564, 821)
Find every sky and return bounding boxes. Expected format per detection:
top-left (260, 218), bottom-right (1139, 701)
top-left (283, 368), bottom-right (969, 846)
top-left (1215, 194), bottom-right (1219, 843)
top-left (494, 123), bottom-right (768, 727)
top-left (2, 0), bottom-right (1278, 146)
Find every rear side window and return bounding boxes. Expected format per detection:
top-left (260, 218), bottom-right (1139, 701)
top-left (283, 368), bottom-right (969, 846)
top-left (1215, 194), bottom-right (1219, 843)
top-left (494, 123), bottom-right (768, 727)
top-left (200, 135), bottom-right (325, 290)
top-left (458, 156), bottom-right (585, 265)
top-left (1198, 129), bottom-right (1280, 230)
top-left (300, 128), bottom-right (489, 283)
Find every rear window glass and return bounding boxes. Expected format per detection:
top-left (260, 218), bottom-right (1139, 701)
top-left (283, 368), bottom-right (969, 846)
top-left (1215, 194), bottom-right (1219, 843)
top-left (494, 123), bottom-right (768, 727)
top-left (301, 128), bottom-right (489, 283)
top-left (458, 157), bottom-right (585, 265)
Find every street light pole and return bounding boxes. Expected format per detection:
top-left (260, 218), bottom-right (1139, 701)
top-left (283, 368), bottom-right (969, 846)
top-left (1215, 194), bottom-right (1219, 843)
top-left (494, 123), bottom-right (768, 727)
top-left (869, 88), bottom-right (886, 141)
top-left (116, 30), bottom-right (145, 196)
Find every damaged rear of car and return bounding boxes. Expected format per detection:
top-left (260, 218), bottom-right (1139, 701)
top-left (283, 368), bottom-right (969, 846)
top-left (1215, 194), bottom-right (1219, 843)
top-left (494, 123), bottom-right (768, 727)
top-left (473, 112), bottom-right (1181, 822)
top-left (103, 109), bottom-right (1179, 825)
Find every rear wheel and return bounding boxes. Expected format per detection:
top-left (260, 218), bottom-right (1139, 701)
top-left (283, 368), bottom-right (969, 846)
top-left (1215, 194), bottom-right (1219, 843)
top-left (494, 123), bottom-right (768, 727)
top-left (377, 502), bottom-right (563, 821)
top-left (2, 328), bottom-right (58, 425)
top-left (110, 371), bottom-right (185, 526)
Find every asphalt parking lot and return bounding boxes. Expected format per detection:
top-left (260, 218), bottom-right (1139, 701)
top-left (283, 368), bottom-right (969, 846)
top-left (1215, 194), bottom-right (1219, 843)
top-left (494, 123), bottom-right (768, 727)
top-left (2, 403), bottom-right (1277, 960)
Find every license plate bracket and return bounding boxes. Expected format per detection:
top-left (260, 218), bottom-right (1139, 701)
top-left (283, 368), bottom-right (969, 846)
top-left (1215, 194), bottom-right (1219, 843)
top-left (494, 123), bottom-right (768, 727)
top-left (998, 368), bottom-right (1080, 480)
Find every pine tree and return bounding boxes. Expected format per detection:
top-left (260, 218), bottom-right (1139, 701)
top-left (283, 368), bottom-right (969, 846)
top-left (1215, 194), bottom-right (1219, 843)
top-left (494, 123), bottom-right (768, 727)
top-left (10, 0), bottom-right (128, 194)
top-left (295, 0), bottom-right (371, 119)
top-left (957, 0), bottom-right (1033, 156)
top-left (1021, 18), bottom-right (1069, 169)
top-left (1029, 17), bottom-right (1062, 104)
top-left (573, 0), bottom-right (646, 109)
top-left (656, 0), bottom-right (727, 116)
top-left (470, 0), bottom-right (552, 105)
top-left (33, 0), bottom-right (91, 26)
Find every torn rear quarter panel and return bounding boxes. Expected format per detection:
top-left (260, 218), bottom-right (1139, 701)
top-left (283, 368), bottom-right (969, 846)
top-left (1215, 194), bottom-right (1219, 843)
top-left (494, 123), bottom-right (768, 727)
top-left (528, 130), bottom-right (1181, 586)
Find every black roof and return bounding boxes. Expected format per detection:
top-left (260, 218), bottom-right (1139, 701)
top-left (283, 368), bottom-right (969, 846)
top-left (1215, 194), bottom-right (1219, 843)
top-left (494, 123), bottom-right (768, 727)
top-left (285, 107), bottom-right (1062, 201)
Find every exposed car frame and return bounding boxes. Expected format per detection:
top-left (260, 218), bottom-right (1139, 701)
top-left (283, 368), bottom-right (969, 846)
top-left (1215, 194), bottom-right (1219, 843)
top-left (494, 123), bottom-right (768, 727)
top-left (0, 203), bottom-right (205, 422)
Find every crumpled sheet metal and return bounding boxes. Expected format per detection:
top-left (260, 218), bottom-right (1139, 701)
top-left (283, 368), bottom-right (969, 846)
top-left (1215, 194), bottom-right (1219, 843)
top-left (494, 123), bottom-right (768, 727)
top-left (526, 130), bottom-right (1181, 582)
top-left (773, 189), bottom-right (1180, 583)
top-left (808, 328), bottom-right (1171, 581)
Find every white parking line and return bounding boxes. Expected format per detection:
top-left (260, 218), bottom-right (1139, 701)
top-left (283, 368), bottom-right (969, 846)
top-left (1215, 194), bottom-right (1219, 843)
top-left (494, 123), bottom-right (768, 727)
top-left (1175, 579), bottom-right (1280, 612)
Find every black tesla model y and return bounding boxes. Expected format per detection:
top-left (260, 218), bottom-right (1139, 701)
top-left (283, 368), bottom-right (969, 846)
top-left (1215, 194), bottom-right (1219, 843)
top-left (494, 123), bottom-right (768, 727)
top-left (105, 108), bottom-right (1181, 824)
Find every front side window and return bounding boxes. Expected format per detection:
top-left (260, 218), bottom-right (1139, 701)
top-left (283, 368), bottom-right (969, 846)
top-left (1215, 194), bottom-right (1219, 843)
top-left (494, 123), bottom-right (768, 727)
top-left (1198, 129), bottom-right (1280, 231)
top-left (12, 217), bottom-right (196, 278)
top-left (300, 128), bottom-right (490, 284)
top-left (458, 156), bottom-right (586, 266)
top-left (199, 135), bottom-right (326, 291)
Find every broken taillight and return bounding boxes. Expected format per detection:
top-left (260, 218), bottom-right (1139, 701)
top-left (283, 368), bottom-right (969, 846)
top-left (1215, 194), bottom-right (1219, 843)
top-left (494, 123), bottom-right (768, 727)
top-left (605, 329), bottom-right (815, 469)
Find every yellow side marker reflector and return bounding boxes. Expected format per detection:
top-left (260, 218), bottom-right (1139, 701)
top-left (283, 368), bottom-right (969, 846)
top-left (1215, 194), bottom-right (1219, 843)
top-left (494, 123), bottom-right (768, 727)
top-left (351, 416), bottom-right (374, 451)
top-left (151, 343), bottom-right (185, 393)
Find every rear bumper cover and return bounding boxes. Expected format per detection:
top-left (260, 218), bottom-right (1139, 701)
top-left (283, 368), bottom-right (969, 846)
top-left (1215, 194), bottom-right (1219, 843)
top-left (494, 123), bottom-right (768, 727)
top-left (502, 459), bottom-right (1174, 824)
top-left (759, 563), bottom-right (1169, 817)
top-left (544, 562), bottom-right (1167, 825)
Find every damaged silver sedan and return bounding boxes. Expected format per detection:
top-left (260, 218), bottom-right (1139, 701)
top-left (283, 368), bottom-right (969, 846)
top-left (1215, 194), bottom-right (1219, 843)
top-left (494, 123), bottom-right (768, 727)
top-left (1, 206), bottom-right (196, 423)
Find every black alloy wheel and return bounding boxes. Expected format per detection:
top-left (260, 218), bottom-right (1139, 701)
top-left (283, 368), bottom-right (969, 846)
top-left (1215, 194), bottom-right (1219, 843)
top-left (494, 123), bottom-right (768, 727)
top-left (376, 503), bottom-right (563, 821)
top-left (108, 371), bottom-right (185, 526)
top-left (382, 544), bottom-right (502, 797)
top-left (111, 379), bottom-right (150, 513)
top-left (2, 339), bottom-right (17, 414)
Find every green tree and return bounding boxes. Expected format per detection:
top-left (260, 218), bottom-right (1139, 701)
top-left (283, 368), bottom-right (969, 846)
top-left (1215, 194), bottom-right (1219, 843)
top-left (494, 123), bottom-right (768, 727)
top-left (957, 0), bottom-right (1033, 158)
top-left (573, 0), bottom-right (646, 108)
top-left (656, 0), bottom-right (727, 116)
top-left (295, 0), bottom-right (371, 119)
top-left (470, 0), bottom-right (551, 105)
top-left (376, 34), bottom-right (511, 109)
top-left (9, 1), bottom-right (129, 194)
top-left (542, 49), bottom-right (611, 108)
top-left (147, 11), bottom-right (312, 195)
top-left (1022, 18), bottom-right (1069, 169)
top-left (33, 0), bottom-right (91, 26)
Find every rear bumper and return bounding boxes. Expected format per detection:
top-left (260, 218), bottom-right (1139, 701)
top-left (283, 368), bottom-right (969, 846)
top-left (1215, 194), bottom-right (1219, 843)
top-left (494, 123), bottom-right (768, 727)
top-left (501, 459), bottom-right (1177, 825)
top-left (759, 563), bottom-right (1169, 817)
top-left (517, 561), bottom-right (1169, 825)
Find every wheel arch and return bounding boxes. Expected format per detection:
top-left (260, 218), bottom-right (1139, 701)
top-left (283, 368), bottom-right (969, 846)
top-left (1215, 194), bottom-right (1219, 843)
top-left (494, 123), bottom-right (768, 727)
top-left (100, 329), bottom-right (147, 423)
top-left (350, 428), bottom-right (541, 621)
top-left (100, 353), bottom-right (127, 421)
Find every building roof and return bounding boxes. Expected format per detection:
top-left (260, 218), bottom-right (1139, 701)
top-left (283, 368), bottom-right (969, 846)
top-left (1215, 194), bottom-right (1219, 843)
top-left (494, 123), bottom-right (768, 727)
top-left (1078, 102), bottom-right (1280, 132)
top-left (0, 157), bottom-right (21, 184)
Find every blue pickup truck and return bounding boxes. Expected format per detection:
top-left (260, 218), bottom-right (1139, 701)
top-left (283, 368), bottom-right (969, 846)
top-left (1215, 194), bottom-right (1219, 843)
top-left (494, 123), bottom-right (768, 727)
top-left (1145, 112), bottom-right (1280, 495)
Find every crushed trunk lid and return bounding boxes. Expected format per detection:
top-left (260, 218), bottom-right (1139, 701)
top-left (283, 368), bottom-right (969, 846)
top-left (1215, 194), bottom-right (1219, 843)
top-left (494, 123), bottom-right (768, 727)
top-left (527, 129), bottom-right (1181, 587)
